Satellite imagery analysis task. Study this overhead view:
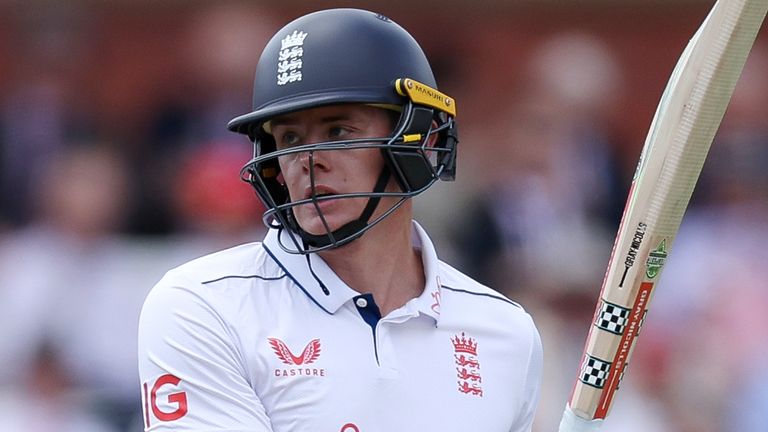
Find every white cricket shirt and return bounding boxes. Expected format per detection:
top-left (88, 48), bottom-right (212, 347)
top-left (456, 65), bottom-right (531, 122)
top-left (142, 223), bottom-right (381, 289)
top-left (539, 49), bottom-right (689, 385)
top-left (138, 221), bottom-right (542, 431)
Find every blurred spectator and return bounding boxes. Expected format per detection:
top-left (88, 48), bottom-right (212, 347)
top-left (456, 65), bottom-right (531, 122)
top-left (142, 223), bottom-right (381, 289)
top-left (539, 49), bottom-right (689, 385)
top-left (0, 144), bottom-right (166, 431)
top-left (452, 32), bottom-right (626, 298)
top-left (0, 3), bottom-right (96, 227)
top-left (0, 343), bottom-right (119, 432)
top-left (0, 144), bottom-right (131, 384)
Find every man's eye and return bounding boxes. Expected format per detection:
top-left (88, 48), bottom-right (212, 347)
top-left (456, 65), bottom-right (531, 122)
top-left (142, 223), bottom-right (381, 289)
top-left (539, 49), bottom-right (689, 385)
top-left (328, 126), bottom-right (349, 140)
top-left (279, 132), bottom-right (301, 147)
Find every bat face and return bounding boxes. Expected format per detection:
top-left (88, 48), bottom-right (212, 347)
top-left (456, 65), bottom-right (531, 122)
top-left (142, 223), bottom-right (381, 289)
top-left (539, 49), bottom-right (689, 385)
top-left (559, 0), bottom-right (768, 429)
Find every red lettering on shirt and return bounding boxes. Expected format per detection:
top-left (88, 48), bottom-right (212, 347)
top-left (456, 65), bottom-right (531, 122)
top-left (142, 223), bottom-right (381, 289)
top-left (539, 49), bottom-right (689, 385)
top-left (142, 382), bottom-right (151, 428)
top-left (274, 367), bottom-right (326, 377)
top-left (150, 374), bottom-right (188, 422)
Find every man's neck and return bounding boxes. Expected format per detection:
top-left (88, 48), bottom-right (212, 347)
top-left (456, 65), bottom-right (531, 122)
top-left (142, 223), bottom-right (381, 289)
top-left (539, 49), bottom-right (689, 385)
top-left (319, 215), bottom-right (425, 317)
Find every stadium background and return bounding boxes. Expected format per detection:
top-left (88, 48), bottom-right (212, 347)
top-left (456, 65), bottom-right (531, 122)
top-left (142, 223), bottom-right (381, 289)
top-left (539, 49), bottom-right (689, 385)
top-left (0, 1), bottom-right (766, 430)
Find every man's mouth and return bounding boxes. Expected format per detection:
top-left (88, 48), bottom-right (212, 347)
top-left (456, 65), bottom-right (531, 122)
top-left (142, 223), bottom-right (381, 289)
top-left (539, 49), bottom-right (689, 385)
top-left (303, 186), bottom-right (338, 201)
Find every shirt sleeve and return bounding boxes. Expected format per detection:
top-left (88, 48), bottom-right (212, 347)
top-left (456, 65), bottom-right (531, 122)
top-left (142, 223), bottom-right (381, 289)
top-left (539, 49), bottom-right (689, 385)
top-left (138, 273), bottom-right (273, 431)
top-left (510, 315), bottom-right (544, 432)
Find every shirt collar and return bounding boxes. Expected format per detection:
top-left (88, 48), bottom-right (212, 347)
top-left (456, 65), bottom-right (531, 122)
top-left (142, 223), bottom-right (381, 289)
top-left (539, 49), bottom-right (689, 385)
top-left (409, 221), bottom-right (443, 324)
top-left (262, 228), bottom-right (358, 314)
top-left (262, 221), bottom-right (443, 323)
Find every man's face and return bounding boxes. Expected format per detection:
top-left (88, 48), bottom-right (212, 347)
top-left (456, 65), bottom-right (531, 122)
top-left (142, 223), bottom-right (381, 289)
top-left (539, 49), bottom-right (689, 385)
top-left (268, 104), bottom-right (396, 235)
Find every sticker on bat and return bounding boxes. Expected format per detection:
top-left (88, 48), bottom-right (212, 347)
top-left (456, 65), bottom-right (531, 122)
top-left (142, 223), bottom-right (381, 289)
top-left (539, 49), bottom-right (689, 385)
top-left (579, 354), bottom-right (611, 389)
top-left (645, 239), bottom-right (668, 279)
top-left (595, 301), bottom-right (631, 336)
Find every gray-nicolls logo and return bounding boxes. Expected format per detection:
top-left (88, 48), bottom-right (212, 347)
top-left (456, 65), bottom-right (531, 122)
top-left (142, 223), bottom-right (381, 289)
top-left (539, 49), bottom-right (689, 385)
top-left (277, 30), bottom-right (308, 86)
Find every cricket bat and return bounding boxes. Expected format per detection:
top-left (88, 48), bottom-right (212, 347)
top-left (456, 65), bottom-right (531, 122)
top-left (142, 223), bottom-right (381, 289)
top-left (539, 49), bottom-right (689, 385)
top-left (558, 0), bottom-right (768, 430)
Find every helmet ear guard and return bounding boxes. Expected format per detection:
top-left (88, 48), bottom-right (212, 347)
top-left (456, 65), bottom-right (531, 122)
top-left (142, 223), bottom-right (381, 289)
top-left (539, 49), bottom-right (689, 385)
top-left (437, 113), bottom-right (458, 181)
top-left (385, 78), bottom-right (459, 192)
top-left (385, 106), bottom-right (435, 192)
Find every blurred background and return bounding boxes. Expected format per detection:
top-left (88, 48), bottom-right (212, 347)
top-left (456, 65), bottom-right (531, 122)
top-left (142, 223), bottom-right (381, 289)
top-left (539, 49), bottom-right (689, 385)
top-left (0, 0), bottom-right (766, 431)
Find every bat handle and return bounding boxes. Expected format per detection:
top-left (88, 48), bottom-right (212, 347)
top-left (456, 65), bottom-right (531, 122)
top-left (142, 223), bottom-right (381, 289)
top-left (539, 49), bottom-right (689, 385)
top-left (558, 405), bottom-right (604, 432)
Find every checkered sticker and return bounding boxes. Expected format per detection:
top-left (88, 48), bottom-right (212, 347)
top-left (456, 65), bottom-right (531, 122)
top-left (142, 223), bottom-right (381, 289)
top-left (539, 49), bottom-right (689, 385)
top-left (579, 355), bottom-right (611, 389)
top-left (595, 301), bottom-right (630, 335)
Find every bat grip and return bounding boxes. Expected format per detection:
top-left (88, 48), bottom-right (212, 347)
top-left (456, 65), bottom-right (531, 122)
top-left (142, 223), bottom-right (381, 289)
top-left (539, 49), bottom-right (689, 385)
top-left (558, 405), bottom-right (604, 432)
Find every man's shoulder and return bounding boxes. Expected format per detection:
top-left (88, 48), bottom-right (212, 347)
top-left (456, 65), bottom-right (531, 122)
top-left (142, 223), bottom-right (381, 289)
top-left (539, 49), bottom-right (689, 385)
top-left (436, 261), bottom-right (539, 352)
top-left (162, 241), bottom-right (279, 286)
top-left (141, 241), bottom-right (287, 322)
top-left (437, 260), bottom-right (529, 318)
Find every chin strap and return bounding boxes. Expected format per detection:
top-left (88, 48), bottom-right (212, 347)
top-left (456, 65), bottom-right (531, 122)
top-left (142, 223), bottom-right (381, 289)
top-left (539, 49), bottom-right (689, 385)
top-left (297, 168), bottom-right (391, 248)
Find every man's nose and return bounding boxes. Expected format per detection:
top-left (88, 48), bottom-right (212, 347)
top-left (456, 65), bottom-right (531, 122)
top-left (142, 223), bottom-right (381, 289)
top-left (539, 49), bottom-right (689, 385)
top-left (298, 143), bottom-right (330, 172)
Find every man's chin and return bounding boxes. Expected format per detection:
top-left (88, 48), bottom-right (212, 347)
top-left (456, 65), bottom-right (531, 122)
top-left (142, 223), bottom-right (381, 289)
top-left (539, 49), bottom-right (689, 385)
top-left (293, 204), bottom-right (361, 234)
top-left (295, 215), bottom-right (348, 237)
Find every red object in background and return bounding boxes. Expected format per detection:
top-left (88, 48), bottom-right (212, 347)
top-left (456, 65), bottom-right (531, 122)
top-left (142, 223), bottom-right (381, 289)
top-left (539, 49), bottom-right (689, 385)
top-left (173, 141), bottom-right (266, 232)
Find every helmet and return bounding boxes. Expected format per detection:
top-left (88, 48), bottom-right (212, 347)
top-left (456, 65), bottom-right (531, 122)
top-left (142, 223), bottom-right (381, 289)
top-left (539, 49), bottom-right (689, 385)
top-left (228, 8), bottom-right (458, 254)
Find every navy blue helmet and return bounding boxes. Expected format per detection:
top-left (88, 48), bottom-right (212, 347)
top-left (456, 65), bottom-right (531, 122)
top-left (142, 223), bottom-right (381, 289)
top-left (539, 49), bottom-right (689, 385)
top-left (228, 8), bottom-right (458, 254)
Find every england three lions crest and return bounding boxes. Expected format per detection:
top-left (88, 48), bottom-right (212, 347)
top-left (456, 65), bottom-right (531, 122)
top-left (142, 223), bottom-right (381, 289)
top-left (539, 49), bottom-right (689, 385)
top-left (277, 30), bottom-right (308, 86)
top-left (452, 332), bottom-right (483, 397)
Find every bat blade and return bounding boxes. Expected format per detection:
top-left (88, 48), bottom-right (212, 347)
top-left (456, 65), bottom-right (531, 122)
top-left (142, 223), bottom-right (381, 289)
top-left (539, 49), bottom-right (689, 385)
top-left (558, 0), bottom-right (768, 430)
